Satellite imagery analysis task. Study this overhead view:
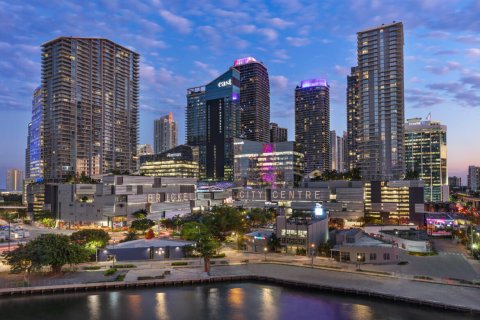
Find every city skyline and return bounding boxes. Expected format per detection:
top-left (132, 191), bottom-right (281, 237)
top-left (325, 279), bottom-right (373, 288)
top-left (1, 1), bottom-right (480, 186)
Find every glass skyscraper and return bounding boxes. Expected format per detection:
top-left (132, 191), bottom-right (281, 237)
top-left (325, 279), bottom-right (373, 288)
top-left (42, 37), bottom-right (139, 182)
top-left (346, 66), bottom-right (360, 171)
top-left (405, 118), bottom-right (448, 202)
top-left (154, 112), bottom-right (177, 154)
top-left (28, 85), bottom-right (44, 181)
top-left (357, 22), bottom-right (405, 180)
top-left (233, 57), bottom-right (270, 143)
top-left (295, 79), bottom-right (330, 175)
top-left (186, 68), bottom-right (241, 181)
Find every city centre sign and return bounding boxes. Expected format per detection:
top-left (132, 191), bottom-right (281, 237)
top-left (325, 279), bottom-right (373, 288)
top-left (217, 79), bottom-right (232, 87)
top-left (233, 188), bottom-right (329, 202)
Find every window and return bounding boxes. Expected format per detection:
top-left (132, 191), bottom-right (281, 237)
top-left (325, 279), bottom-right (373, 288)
top-left (383, 253), bottom-right (390, 260)
top-left (369, 253), bottom-right (377, 261)
top-left (340, 252), bottom-right (350, 262)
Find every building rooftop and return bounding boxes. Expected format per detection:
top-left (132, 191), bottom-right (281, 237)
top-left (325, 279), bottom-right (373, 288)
top-left (107, 238), bottom-right (194, 249)
top-left (380, 229), bottom-right (429, 241)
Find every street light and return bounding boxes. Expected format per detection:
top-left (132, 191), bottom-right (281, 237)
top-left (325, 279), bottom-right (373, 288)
top-left (263, 247), bottom-right (268, 261)
top-left (357, 254), bottom-right (362, 270)
top-left (310, 243), bottom-right (316, 267)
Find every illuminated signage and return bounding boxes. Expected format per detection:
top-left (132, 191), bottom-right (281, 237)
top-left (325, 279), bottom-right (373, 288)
top-left (233, 141), bottom-right (244, 145)
top-left (234, 188), bottom-right (329, 202)
top-left (167, 153), bottom-right (182, 158)
top-left (147, 193), bottom-right (195, 203)
top-left (314, 203), bottom-right (324, 216)
top-left (217, 79), bottom-right (232, 87)
top-left (234, 57), bottom-right (257, 66)
top-left (300, 79), bottom-right (328, 89)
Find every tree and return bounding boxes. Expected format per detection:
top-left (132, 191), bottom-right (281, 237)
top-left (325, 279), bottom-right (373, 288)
top-left (180, 222), bottom-right (220, 274)
top-left (3, 234), bottom-right (89, 274)
top-left (71, 229), bottom-right (111, 256)
top-left (121, 230), bottom-right (139, 242)
top-left (130, 219), bottom-right (155, 234)
top-left (132, 209), bottom-right (148, 220)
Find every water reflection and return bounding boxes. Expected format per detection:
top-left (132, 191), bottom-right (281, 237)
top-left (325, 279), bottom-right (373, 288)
top-left (87, 295), bottom-right (100, 320)
top-left (351, 303), bottom-right (374, 320)
top-left (260, 287), bottom-right (278, 320)
top-left (127, 294), bottom-right (142, 319)
top-left (155, 292), bottom-right (169, 320)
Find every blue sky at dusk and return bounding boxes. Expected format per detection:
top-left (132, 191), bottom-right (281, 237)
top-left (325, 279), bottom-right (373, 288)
top-left (0, 0), bottom-right (479, 187)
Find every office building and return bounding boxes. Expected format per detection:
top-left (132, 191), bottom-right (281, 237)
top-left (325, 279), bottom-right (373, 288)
top-left (6, 169), bottom-right (24, 192)
top-left (357, 22), bottom-right (405, 180)
top-left (233, 57), bottom-right (270, 143)
top-left (136, 144), bottom-right (153, 171)
top-left (42, 37), bottom-right (139, 182)
top-left (28, 85), bottom-right (44, 181)
top-left (295, 79), bottom-right (330, 175)
top-left (140, 145), bottom-right (199, 178)
top-left (276, 214), bottom-right (329, 253)
top-left (25, 122), bottom-right (31, 179)
top-left (186, 86), bottom-right (206, 178)
top-left (364, 180), bottom-right (424, 224)
top-left (233, 138), bottom-right (304, 188)
top-left (346, 66), bottom-right (360, 171)
top-left (448, 176), bottom-right (462, 188)
top-left (154, 112), bottom-right (177, 154)
top-left (187, 68), bottom-right (240, 181)
top-left (330, 130), bottom-right (337, 171)
top-left (468, 166), bottom-right (480, 191)
top-left (270, 123), bottom-right (288, 143)
top-left (330, 131), bottom-right (346, 172)
top-left (405, 118), bottom-right (448, 202)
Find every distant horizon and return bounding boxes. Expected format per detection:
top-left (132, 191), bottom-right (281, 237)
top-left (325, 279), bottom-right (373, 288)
top-left (1, 1), bottom-right (479, 187)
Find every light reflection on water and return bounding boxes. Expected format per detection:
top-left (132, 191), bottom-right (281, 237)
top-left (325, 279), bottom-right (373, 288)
top-left (0, 282), bottom-right (475, 320)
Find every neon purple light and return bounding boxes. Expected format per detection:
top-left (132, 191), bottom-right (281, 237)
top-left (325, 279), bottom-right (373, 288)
top-left (232, 92), bottom-right (239, 101)
top-left (234, 57), bottom-right (257, 66)
top-left (300, 79), bottom-right (328, 88)
top-left (261, 143), bottom-right (275, 184)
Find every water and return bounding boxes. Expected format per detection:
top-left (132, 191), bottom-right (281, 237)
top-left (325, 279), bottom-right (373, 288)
top-left (0, 282), bottom-right (473, 320)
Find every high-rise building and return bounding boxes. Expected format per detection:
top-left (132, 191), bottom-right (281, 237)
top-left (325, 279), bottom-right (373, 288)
top-left (42, 37), bottom-right (139, 182)
top-left (140, 145), bottom-right (199, 178)
top-left (28, 85), bottom-right (44, 181)
top-left (330, 130), bottom-right (337, 171)
top-left (233, 57), bottom-right (270, 143)
top-left (154, 112), bottom-right (177, 154)
top-left (468, 166), bottom-right (480, 191)
top-left (357, 22), bottom-right (405, 180)
top-left (136, 144), bottom-right (153, 171)
top-left (270, 123), bottom-right (288, 143)
top-left (346, 66), bottom-right (360, 171)
top-left (448, 176), bottom-right (462, 188)
top-left (186, 68), bottom-right (241, 181)
top-left (25, 122), bottom-right (31, 179)
top-left (186, 86), bottom-right (206, 179)
top-left (6, 169), bottom-right (24, 192)
top-left (405, 118), bottom-right (448, 202)
top-left (295, 79), bottom-right (330, 174)
top-left (337, 133), bottom-right (346, 172)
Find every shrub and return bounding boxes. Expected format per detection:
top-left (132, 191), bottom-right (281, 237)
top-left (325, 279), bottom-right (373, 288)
top-left (414, 275), bottom-right (433, 280)
top-left (104, 268), bottom-right (117, 276)
top-left (171, 261), bottom-right (188, 266)
top-left (83, 266), bottom-right (102, 270)
top-left (115, 274), bottom-right (125, 281)
top-left (114, 264), bottom-right (136, 269)
top-left (212, 253), bottom-right (226, 259)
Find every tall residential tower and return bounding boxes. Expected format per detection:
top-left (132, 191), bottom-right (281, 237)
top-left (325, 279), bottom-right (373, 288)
top-left (154, 112), bottom-right (177, 154)
top-left (233, 57), bottom-right (270, 143)
top-left (346, 66), bottom-right (360, 171)
top-left (357, 22), bottom-right (405, 180)
top-left (42, 37), bottom-right (139, 181)
top-left (295, 79), bottom-right (330, 174)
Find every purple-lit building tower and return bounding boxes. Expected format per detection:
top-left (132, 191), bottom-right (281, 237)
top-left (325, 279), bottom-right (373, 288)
top-left (295, 79), bottom-right (330, 175)
top-left (233, 57), bottom-right (270, 143)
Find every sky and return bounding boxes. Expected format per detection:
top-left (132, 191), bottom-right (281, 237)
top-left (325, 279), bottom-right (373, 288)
top-left (0, 0), bottom-right (479, 188)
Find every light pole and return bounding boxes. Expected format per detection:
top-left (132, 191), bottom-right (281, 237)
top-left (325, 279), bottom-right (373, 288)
top-left (263, 247), bottom-right (268, 261)
top-left (310, 243), bottom-right (315, 267)
top-left (357, 254), bottom-right (362, 271)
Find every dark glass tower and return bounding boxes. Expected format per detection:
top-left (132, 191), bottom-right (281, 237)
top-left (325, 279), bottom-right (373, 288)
top-left (186, 68), bottom-right (241, 181)
top-left (233, 57), bottom-right (270, 143)
top-left (29, 85), bottom-right (43, 181)
top-left (346, 66), bottom-right (360, 171)
top-left (357, 22), bottom-right (405, 180)
top-left (295, 79), bottom-right (330, 174)
top-left (42, 37), bottom-right (139, 182)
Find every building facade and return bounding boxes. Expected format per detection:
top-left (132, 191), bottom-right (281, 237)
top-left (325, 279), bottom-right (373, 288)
top-left (233, 57), bottom-right (270, 143)
top-left (140, 145), bottom-right (199, 178)
top-left (295, 79), bottom-right (330, 175)
top-left (6, 169), bottom-right (24, 192)
top-left (29, 85), bottom-right (44, 181)
top-left (204, 68), bottom-right (241, 181)
top-left (346, 67), bottom-right (360, 171)
top-left (468, 166), bottom-right (480, 191)
top-left (186, 86), bottom-right (206, 179)
top-left (330, 131), bottom-right (346, 172)
top-left (357, 22), bottom-right (405, 180)
top-left (364, 180), bottom-right (424, 224)
top-left (233, 139), bottom-right (304, 188)
top-left (405, 118), bottom-right (448, 202)
top-left (154, 112), bottom-right (177, 154)
top-left (448, 176), bottom-right (462, 188)
top-left (42, 37), bottom-right (139, 182)
top-left (270, 123), bottom-right (288, 143)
